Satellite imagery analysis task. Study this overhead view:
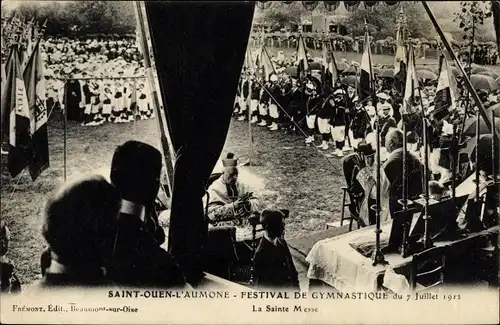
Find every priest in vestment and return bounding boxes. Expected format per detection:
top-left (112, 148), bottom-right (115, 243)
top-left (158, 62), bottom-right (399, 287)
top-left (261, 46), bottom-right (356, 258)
top-left (206, 153), bottom-right (260, 224)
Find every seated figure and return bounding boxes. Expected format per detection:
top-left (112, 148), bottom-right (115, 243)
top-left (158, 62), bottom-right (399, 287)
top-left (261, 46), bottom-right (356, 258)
top-left (34, 175), bottom-right (121, 289)
top-left (206, 153), bottom-right (260, 225)
top-left (253, 209), bottom-right (299, 291)
top-left (107, 141), bottom-right (186, 288)
top-left (1, 220), bottom-right (21, 294)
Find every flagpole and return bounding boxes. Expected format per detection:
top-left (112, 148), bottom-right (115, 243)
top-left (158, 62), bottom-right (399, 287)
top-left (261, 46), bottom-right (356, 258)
top-left (413, 42), bottom-right (432, 249)
top-left (63, 79), bottom-right (68, 182)
top-left (134, 1), bottom-right (174, 196)
top-left (133, 78), bottom-right (137, 138)
top-left (475, 106), bottom-right (480, 202)
top-left (399, 11), bottom-right (410, 256)
top-left (366, 20), bottom-right (386, 266)
top-left (248, 77), bottom-right (253, 165)
top-left (492, 110), bottom-right (497, 183)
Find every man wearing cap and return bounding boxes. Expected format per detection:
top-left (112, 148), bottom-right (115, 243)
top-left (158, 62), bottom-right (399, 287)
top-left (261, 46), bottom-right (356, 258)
top-left (345, 141), bottom-right (377, 226)
top-left (304, 80), bottom-right (320, 145)
top-left (376, 93), bottom-right (397, 147)
top-left (349, 97), bottom-right (371, 149)
top-left (206, 153), bottom-right (260, 223)
top-left (249, 76), bottom-right (262, 124)
top-left (330, 88), bottom-right (347, 157)
top-left (253, 209), bottom-right (299, 290)
top-left (316, 91), bottom-right (334, 150)
top-left (267, 74), bottom-right (281, 131)
top-left (237, 74), bottom-right (250, 121)
top-left (258, 78), bottom-right (271, 127)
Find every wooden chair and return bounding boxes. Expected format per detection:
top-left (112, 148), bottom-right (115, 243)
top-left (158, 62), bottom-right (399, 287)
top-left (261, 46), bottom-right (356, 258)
top-left (409, 245), bottom-right (448, 292)
top-left (325, 186), bottom-right (361, 231)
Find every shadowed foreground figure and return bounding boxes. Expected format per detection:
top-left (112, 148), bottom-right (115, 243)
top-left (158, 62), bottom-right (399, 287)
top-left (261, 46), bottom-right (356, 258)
top-left (34, 175), bottom-right (121, 289)
top-left (107, 141), bottom-right (186, 288)
top-left (0, 220), bottom-right (21, 294)
top-left (253, 209), bottom-right (299, 291)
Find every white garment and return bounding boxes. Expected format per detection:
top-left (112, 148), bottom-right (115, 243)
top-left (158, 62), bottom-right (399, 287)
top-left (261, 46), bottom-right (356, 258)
top-left (331, 125), bottom-right (345, 141)
top-left (258, 103), bottom-right (268, 116)
top-left (306, 114), bottom-right (316, 129)
top-left (250, 99), bottom-right (259, 113)
top-left (269, 104), bottom-right (279, 119)
top-left (317, 117), bottom-right (331, 134)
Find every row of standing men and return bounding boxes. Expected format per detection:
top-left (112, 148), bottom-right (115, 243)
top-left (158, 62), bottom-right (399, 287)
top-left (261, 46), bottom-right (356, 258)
top-left (234, 72), bottom-right (399, 158)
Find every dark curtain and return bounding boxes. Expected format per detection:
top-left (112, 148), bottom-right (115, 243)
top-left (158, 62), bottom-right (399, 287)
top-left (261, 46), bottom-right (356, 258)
top-left (493, 0), bottom-right (500, 53)
top-left (144, 1), bottom-right (255, 284)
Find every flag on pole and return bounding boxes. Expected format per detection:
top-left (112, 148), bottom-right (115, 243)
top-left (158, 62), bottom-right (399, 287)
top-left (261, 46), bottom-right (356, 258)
top-left (23, 38), bottom-right (49, 181)
top-left (297, 34), bottom-right (309, 79)
top-left (432, 55), bottom-right (459, 122)
top-left (393, 18), bottom-right (407, 96)
top-left (244, 45), bottom-right (255, 73)
top-left (321, 42), bottom-right (329, 89)
top-left (254, 46), bottom-right (261, 69)
top-left (258, 46), bottom-right (275, 81)
top-left (359, 29), bottom-right (374, 102)
top-left (328, 49), bottom-right (340, 88)
top-left (402, 45), bottom-right (419, 115)
top-left (321, 42), bottom-right (339, 91)
top-left (1, 46), bottom-right (32, 177)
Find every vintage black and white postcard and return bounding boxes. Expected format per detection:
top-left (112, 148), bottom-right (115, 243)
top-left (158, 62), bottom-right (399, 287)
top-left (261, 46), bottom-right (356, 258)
top-left (0, 1), bottom-right (499, 324)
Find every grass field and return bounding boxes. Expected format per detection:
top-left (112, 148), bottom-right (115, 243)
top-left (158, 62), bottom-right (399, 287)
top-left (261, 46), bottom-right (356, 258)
top-left (1, 110), bottom-right (347, 285)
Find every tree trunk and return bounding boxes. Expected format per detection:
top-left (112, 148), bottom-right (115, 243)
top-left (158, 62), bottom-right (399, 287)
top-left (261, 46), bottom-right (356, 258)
top-left (493, 0), bottom-right (500, 53)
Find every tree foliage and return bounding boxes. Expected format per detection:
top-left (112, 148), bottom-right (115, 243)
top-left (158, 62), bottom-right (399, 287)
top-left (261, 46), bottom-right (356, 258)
top-left (5, 1), bottom-right (136, 36)
top-left (345, 2), bottom-right (432, 39)
top-left (256, 2), bottom-right (309, 28)
top-left (453, 1), bottom-right (492, 43)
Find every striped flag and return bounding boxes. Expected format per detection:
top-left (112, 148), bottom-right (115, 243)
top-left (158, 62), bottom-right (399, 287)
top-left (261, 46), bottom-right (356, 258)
top-left (432, 55), bottom-right (459, 122)
top-left (358, 30), bottom-right (373, 102)
top-left (402, 45), bottom-right (419, 115)
top-left (1, 46), bottom-right (32, 177)
top-left (258, 46), bottom-right (275, 81)
top-left (393, 19), bottom-right (407, 96)
top-left (328, 50), bottom-right (340, 87)
top-left (23, 38), bottom-right (49, 181)
top-left (297, 34), bottom-right (309, 79)
top-left (243, 45), bottom-right (255, 73)
top-left (321, 42), bottom-right (339, 91)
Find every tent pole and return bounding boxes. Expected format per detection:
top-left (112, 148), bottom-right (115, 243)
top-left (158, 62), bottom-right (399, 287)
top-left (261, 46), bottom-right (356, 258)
top-left (135, 1), bottom-right (174, 197)
top-left (63, 79), bottom-right (68, 182)
top-left (249, 79), bottom-right (253, 165)
top-left (492, 110), bottom-right (497, 182)
top-left (475, 107), bottom-right (480, 202)
top-left (133, 78), bottom-right (137, 138)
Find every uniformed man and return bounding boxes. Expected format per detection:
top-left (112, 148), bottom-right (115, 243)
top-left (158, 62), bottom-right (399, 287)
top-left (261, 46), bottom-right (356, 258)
top-left (237, 73), bottom-right (250, 121)
top-left (304, 80), bottom-right (320, 145)
top-left (330, 88), bottom-right (347, 157)
top-left (267, 74), bottom-right (281, 131)
top-left (250, 76), bottom-right (261, 124)
top-left (316, 91), bottom-right (335, 150)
